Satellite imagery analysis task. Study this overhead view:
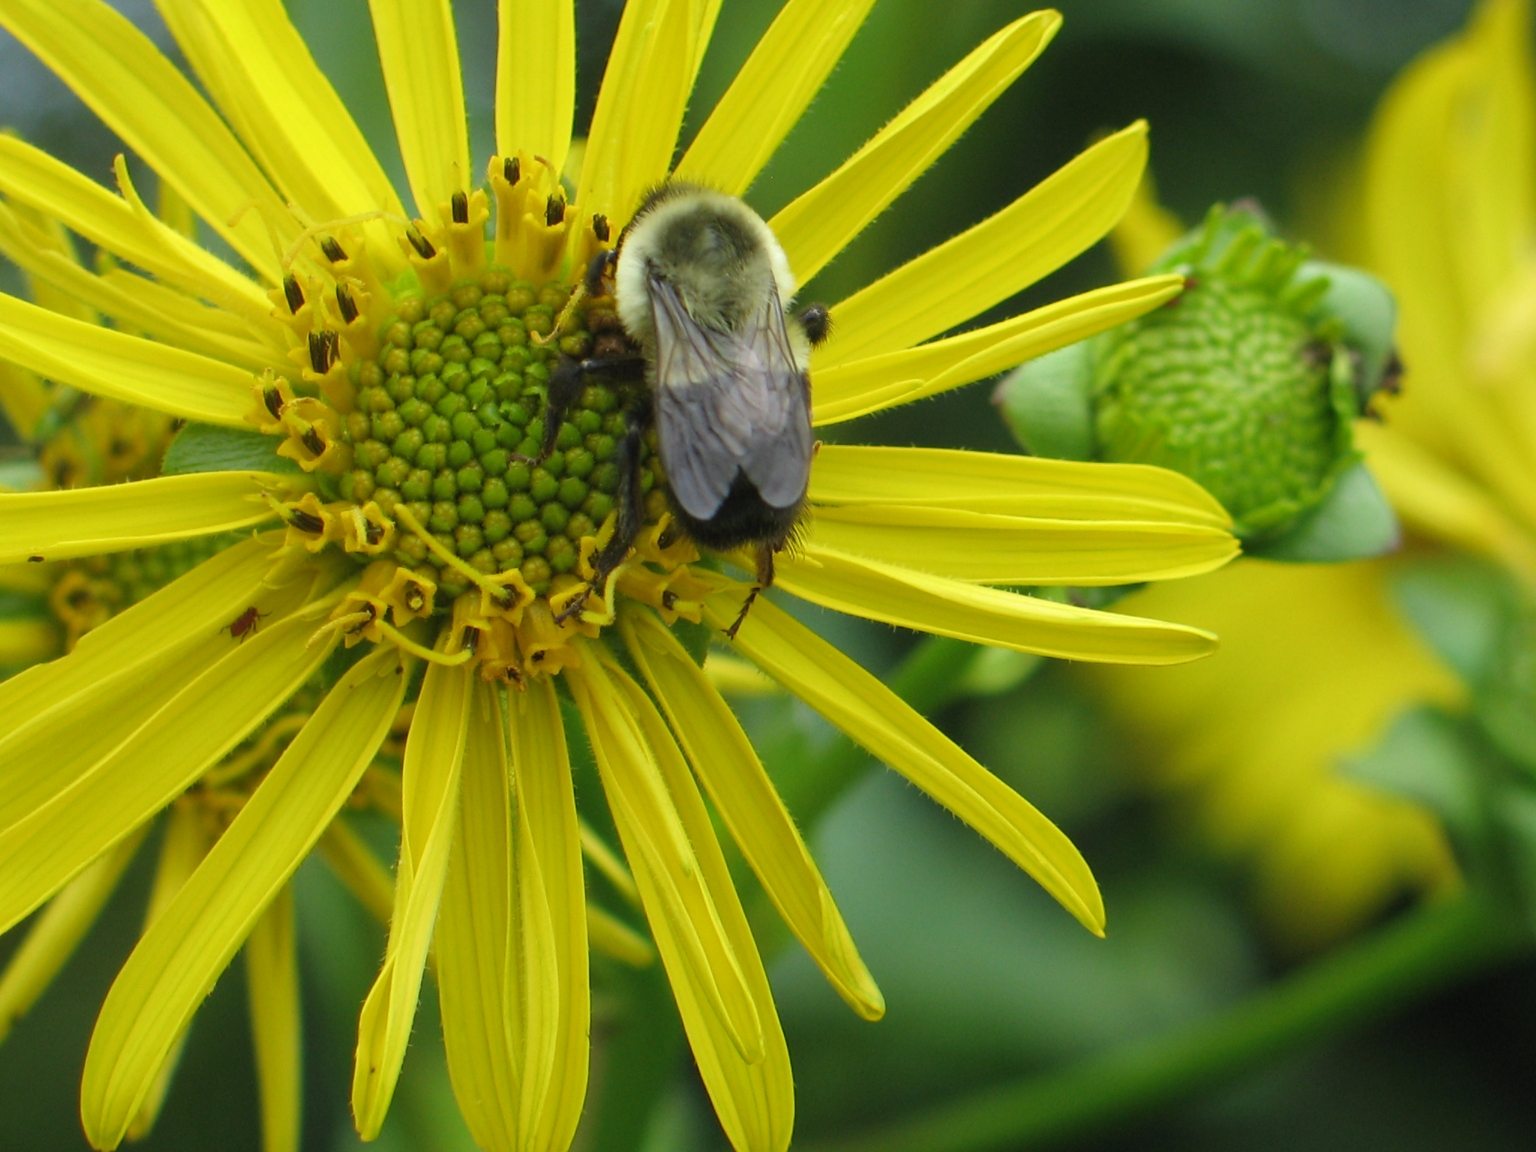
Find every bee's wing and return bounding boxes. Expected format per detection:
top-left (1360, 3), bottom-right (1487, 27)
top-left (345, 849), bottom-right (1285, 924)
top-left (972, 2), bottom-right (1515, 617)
top-left (650, 276), bottom-right (812, 520)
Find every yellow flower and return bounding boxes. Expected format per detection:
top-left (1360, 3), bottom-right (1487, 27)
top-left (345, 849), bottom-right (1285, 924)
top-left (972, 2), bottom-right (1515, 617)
top-left (1089, 0), bottom-right (1536, 951)
top-left (0, 2), bottom-right (1238, 1150)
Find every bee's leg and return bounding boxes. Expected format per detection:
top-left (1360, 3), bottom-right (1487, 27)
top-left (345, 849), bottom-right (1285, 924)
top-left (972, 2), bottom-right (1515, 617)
top-left (724, 546), bottom-right (776, 640)
top-left (554, 395), bottom-right (652, 623)
top-left (585, 249), bottom-right (617, 297)
top-left (798, 303), bottom-right (832, 347)
top-left (526, 353), bottom-right (645, 464)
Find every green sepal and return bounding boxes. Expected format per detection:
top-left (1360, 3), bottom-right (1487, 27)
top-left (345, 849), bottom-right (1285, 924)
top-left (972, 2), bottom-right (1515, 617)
top-left (1301, 260), bottom-right (1399, 401)
top-left (1245, 461), bottom-right (1398, 562)
top-left (992, 341), bottom-right (1094, 461)
top-left (162, 423), bottom-right (302, 476)
top-left (1342, 706), bottom-right (1484, 839)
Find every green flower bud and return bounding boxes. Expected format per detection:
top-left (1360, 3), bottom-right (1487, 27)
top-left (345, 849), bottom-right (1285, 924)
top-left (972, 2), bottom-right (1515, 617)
top-left (997, 202), bottom-right (1401, 561)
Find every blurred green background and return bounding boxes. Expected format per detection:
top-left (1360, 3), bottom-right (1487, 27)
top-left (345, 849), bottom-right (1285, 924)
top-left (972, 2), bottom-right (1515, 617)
top-left (5, 1), bottom-right (1536, 1150)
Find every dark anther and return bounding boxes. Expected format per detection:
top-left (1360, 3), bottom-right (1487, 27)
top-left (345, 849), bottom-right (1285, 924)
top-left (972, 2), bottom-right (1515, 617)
top-left (290, 507), bottom-right (325, 534)
top-left (405, 588), bottom-right (425, 611)
top-left (308, 330), bottom-right (339, 374)
top-left (319, 235), bottom-right (347, 263)
top-left (336, 284), bottom-right (359, 324)
top-left (661, 590), bottom-right (678, 609)
top-left (504, 156), bottom-right (520, 185)
top-left (301, 426), bottom-right (326, 457)
top-left (451, 191), bottom-right (469, 224)
top-left (463, 627), bottom-right (480, 655)
top-left (364, 519), bottom-right (383, 545)
top-left (263, 385), bottom-right (284, 419)
top-left (656, 522), bottom-right (681, 551)
top-left (545, 194), bottom-right (566, 227)
top-left (406, 225), bottom-right (436, 259)
top-left (282, 274), bottom-right (304, 314)
top-left (1381, 349), bottom-right (1405, 395)
top-left (592, 213), bottom-right (610, 242)
top-left (26, 555), bottom-right (43, 563)
top-left (347, 602), bottom-right (377, 635)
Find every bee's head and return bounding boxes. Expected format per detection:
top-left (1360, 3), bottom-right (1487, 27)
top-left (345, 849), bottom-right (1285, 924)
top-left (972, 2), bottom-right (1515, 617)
top-left (615, 184), bottom-right (796, 340)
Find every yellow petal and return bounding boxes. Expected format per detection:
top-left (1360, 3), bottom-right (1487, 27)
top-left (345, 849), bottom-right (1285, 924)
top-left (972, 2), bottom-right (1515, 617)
top-left (0, 547), bottom-right (309, 839)
top-left (673, 0), bottom-right (877, 195)
top-left (0, 201), bottom-right (281, 373)
top-left (0, 359), bottom-right (51, 442)
top-left (0, 473), bottom-right (293, 566)
top-left (496, 0), bottom-right (576, 178)
top-left (246, 885), bottom-right (301, 1152)
top-left (1358, 421), bottom-right (1536, 581)
top-left (597, 655), bottom-right (794, 1152)
top-left (0, 538), bottom-right (270, 744)
top-left (0, 292), bottom-right (258, 427)
top-left (0, 618), bottom-right (57, 668)
top-left (366, 0), bottom-right (470, 223)
top-left (0, 0), bottom-right (293, 280)
top-left (126, 804), bottom-right (213, 1143)
top-left (804, 503), bottom-right (1237, 586)
top-left (353, 660), bottom-right (473, 1139)
top-left (567, 652), bottom-right (765, 1065)
top-left (811, 275), bottom-right (1184, 424)
top-left (702, 586), bottom-right (1104, 936)
top-left (80, 645), bottom-right (403, 1151)
top-left (510, 674), bottom-right (590, 1151)
top-left (585, 903), bottom-right (655, 967)
top-left (769, 11), bottom-right (1060, 286)
top-left (1110, 169), bottom-right (1184, 277)
top-left (438, 681), bottom-right (522, 1152)
top-left (809, 445), bottom-right (1232, 529)
top-left (621, 609), bottom-right (883, 1019)
top-left (772, 544), bottom-right (1219, 665)
top-left (0, 603), bottom-right (335, 939)
top-left (815, 122), bottom-right (1149, 363)
top-left (0, 136), bottom-right (271, 322)
top-left (575, 0), bottom-right (699, 225)
top-left (0, 827), bottom-right (145, 1043)
top-left (154, 0), bottom-right (406, 275)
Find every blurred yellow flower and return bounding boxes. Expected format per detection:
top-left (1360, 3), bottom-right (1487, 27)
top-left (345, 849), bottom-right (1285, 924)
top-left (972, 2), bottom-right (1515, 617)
top-left (0, 1), bottom-right (1239, 1150)
top-left (1084, 0), bottom-right (1536, 949)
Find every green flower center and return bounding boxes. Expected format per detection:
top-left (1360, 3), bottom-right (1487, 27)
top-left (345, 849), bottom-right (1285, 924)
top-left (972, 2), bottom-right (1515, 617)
top-left (335, 266), bottom-right (667, 606)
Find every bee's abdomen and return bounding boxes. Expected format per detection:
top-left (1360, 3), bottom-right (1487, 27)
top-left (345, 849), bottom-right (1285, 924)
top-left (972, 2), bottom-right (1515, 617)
top-left (666, 471), bottom-right (803, 552)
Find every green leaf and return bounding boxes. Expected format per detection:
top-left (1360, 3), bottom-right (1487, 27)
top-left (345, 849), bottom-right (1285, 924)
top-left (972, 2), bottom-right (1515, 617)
top-left (992, 341), bottom-right (1094, 461)
top-left (1390, 555), bottom-right (1514, 687)
top-left (162, 423), bottom-right (300, 476)
top-left (1342, 706), bottom-right (1482, 838)
top-left (1245, 461), bottom-right (1398, 563)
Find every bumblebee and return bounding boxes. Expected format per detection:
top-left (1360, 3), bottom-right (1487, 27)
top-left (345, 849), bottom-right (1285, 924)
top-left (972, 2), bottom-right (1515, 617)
top-left (538, 184), bottom-right (830, 625)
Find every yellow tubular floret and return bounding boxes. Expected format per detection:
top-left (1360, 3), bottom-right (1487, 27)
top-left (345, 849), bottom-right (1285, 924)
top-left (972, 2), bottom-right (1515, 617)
top-left (704, 585), bottom-right (1107, 937)
top-left (352, 660), bottom-right (473, 1138)
top-left (80, 645), bottom-right (405, 1150)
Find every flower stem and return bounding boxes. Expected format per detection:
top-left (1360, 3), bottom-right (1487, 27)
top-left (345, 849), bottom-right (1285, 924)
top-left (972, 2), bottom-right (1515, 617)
top-left (796, 893), bottom-right (1528, 1152)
